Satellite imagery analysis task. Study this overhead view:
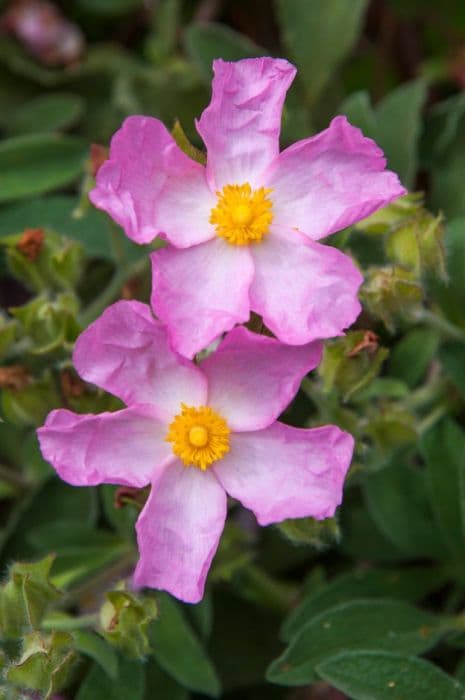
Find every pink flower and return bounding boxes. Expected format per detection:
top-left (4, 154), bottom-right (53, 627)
top-left (90, 57), bottom-right (406, 358)
top-left (37, 301), bottom-right (354, 603)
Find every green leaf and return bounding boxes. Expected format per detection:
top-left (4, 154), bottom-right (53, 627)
top-left (73, 630), bottom-right (118, 680)
top-left (429, 218), bottom-right (465, 329)
top-left (77, 0), bottom-right (142, 14)
top-left (317, 651), bottom-right (465, 700)
top-left (340, 90), bottom-right (377, 138)
top-left (7, 630), bottom-right (77, 699)
top-left (389, 328), bottom-right (440, 387)
top-left (0, 555), bottom-right (61, 638)
top-left (422, 420), bottom-right (465, 559)
top-left (77, 657), bottom-right (145, 700)
top-left (184, 23), bottom-right (265, 81)
top-left (100, 587), bottom-right (158, 658)
top-left (144, 660), bottom-right (189, 700)
top-left (150, 593), bottom-right (221, 697)
top-left (7, 94), bottom-right (84, 136)
top-left (276, 0), bottom-right (369, 104)
top-left (0, 196), bottom-right (112, 258)
top-left (440, 342), bottom-right (465, 399)
top-left (363, 459), bottom-right (445, 558)
top-left (282, 566), bottom-right (446, 641)
top-left (267, 599), bottom-right (445, 686)
top-left (0, 134), bottom-right (87, 203)
top-left (375, 80), bottom-right (427, 188)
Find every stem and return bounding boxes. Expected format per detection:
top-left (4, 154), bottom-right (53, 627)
top-left (413, 309), bottom-right (465, 343)
top-left (418, 403), bottom-right (450, 434)
top-left (78, 257), bottom-right (150, 327)
top-left (41, 613), bottom-right (98, 631)
top-left (0, 463), bottom-right (29, 490)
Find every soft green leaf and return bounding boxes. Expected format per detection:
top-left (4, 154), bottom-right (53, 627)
top-left (389, 328), bottom-right (440, 387)
top-left (73, 630), bottom-right (118, 680)
top-left (150, 593), bottom-right (221, 697)
top-left (363, 459), bottom-right (445, 558)
top-left (0, 196), bottom-right (113, 258)
top-left (7, 94), bottom-right (84, 136)
top-left (77, 658), bottom-right (145, 700)
top-left (276, 0), bottom-right (369, 104)
top-left (76, 0), bottom-right (142, 14)
top-left (283, 566), bottom-right (446, 641)
top-left (375, 80), bottom-right (427, 188)
top-left (422, 420), bottom-right (465, 559)
top-left (0, 134), bottom-right (87, 203)
top-left (440, 342), bottom-right (465, 399)
top-left (317, 651), bottom-right (465, 700)
top-left (429, 218), bottom-right (465, 329)
top-left (267, 599), bottom-right (445, 686)
top-left (184, 23), bottom-right (265, 81)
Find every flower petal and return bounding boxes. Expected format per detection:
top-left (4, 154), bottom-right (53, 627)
top-left (249, 229), bottom-right (363, 344)
top-left (73, 301), bottom-right (207, 420)
top-left (133, 463), bottom-right (226, 603)
top-left (264, 116), bottom-right (406, 240)
top-left (197, 57), bottom-right (296, 189)
top-left (151, 239), bottom-right (254, 359)
top-left (89, 116), bottom-right (214, 247)
top-left (214, 422), bottom-right (354, 525)
top-left (201, 326), bottom-right (322, 431)
top-left (37, 405), bottom-right (173, 488)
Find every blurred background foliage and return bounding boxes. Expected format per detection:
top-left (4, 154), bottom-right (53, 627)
top-left (1, 0), bottom-right (465, 698)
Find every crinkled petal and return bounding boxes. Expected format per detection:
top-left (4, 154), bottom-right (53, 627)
top-left (89, 116), bottom-right (214, 247)
top-left (214, 422), bottom-right (354, 525)
top-left (250, 229), bottom-right (363, 344)
top-left (264, 116), bottom-right (406, 240)
top-left (151, 239), bottom-right (254, 359)
top-left (201, 325), bottom-right (322, 431)
top-left (73, 301), bottom-right (207, 421)
top-left (197, 57), bottom-right (296, 189)
top-left (133, 463), bottom-right (226, 603)
top-left (37, 405), bottom-right (173, 488)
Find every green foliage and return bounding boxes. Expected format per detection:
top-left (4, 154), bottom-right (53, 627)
top-left (1, 0), bottom-right (465, 697)
top-left (317, 651), bottom-right (465, 700)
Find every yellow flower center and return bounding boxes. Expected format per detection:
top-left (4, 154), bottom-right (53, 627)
top-left (166, 404), bottom-right (230, 471)
top-left (209, 183), bottom-right (273, 245)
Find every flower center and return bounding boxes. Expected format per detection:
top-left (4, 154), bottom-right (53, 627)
top-left (166, 404), bottom-right (230, 470)
top-left (209, 183), bottom-right (273, 245)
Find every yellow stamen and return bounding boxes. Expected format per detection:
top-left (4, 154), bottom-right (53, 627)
top-left (166, 404), bottom-right (230, 471)
top-left (210, 183), bottom-right (273, 245)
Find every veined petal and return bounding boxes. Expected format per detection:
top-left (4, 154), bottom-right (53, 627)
top-left (37, 405), bottom-right (173, 488)
top-left (197, 57), bottom-right (296, 189)
top-left (201, 326), bottom-right (322, 432)
top-left (133, 462), bottom-right (227, 603)
top-left (264, 116), bottom-right (406, 240)
top-left (214, 423), bottom-right (354, 525)
top-left (250, 229), bottom-right (363, 345)
top-left (151, 239), bottom-right (254, 359)
top-left (89, 116), bottom-right (213, 247)
top-left (73, 301), bottom-right (207, 421)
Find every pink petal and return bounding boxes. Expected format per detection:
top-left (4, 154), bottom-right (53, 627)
top-left (37, 405), bottom-right (173, 488)
top-left (264, 116), bottom-right (406, 240)
top-left (73, 301), bottom-right (207, 421)
top-left (201, 326), bottom-right (322, 432)
top-left (250, 229), bottom-right (363, 344)
top-left (89, 116), bottom-right (214, 247)
top-left (151, 239), bottom-right (254, 359)
top-left (197, 57), bottom-right (296, 189)
top-left (133, 463), bottom-right (226, 603)
top-left (214, 422), bottom-right (354, 525)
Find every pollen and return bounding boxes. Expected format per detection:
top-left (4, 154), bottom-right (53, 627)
top-left (210, 183), bottom-right (273, 245)
top-left (166, 404), bottom-right (231, 470)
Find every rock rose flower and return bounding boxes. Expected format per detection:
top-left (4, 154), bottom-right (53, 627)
top-left (90, 57), bottom-right (406, 358)
top-left (37, 301), bottom-right (354, 603)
